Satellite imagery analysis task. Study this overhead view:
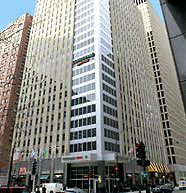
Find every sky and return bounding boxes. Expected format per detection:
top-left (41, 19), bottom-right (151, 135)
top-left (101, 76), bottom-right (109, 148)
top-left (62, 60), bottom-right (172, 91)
top-left (0, 0), bottom-right (164, 32)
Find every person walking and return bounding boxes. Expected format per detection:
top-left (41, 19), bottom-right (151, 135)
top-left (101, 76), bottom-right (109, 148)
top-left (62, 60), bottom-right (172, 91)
top-left (36, 186), bottom-right (40, 193)
top-left (42, 185), bottom-right (46, 193)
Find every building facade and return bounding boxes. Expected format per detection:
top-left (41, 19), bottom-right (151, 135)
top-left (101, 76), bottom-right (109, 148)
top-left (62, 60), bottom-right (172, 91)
top-left (135, 0), bottom-right (186, 182)
top-left (0, 13), bottom-right (33, 185)
top-left (159, 0), bottom-right (186, 113)
top-left (12, 0), bottom-right (166, 192)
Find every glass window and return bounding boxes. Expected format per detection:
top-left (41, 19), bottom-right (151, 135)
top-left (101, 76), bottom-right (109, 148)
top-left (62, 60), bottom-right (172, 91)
top-left (88, 129), bottom-right (91, 137)
top-left (88, 142), bottom-right (91, 151)
top-left (92, 141), bottom-right (96, 150)
top-left (79, 130), bottom-right (82, 139)
top-left (83, 142), bottom-right (86, 151)
top-left (83, 130), bottom-right (86, 138)
top-left (92, 128), bottom-right (96, 137)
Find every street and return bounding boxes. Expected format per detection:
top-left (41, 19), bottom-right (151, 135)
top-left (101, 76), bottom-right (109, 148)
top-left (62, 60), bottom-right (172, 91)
top-left (173, 190), bottom-right (186, 193)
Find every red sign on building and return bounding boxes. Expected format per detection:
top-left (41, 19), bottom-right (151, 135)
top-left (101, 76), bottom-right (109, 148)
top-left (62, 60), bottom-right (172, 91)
top-left (19, 167), bottom-right (27, 173)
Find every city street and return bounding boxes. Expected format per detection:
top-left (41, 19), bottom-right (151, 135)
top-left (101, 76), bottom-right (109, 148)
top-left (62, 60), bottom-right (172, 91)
top-left (173, 190), bottom-right (186, 193)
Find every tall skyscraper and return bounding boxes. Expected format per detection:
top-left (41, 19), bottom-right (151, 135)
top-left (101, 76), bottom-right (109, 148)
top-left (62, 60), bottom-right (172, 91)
top-left (12, 0), bottom-right (166, 191)
top-left (159, 0), bottom-right (186, 113)
top-left (135, 0), bottom-right (186, 182)
top-left (0, 13), bottom-right (32, 185)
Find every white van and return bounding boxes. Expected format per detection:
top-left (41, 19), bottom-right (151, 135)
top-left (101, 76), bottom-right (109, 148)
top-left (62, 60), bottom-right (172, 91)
top-left (178, 177), bottom-right (186, 190)
top-left (40, 183), bottom-right (64, 193)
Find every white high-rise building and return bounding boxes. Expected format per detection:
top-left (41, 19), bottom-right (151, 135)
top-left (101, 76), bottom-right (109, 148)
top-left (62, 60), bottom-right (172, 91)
top-left (12, 0), bottom-right (167, 191)
top-left (135, 0), bottom-right (186, 183)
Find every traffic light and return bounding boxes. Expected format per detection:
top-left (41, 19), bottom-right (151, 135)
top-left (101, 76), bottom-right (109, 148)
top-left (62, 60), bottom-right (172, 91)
top-left (136, 143), bottom-right (140, 158)
top-left (136, 142), bottom-right (146, 159)
top-left (31, 160), bottom-right (37, 175)
top-left (114, 166), bottom-right (118, 172)
top-left (88, 168), bottom-right (93, 178)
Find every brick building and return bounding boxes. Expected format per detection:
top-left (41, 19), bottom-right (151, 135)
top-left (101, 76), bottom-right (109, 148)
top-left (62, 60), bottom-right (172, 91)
top-left (0, 13), bottom-right (32, 185)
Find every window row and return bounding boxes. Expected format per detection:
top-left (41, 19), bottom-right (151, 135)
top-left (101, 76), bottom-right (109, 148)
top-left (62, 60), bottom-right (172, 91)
top-left (101, 38), bottom-right (113, 53)
top-left (71, 93), bottom-right (95, 106)
top-left (103, 104), bottom-right (117, 118)
top-left (73, 44), bottom-right (94, 60)
top-left (74, 15), bottom-right (94, 30)
top-left (70, 115), bottom-right (96, 128)
top-left (103, 93), bottom-right (117, 107)
top-left (102, 73), bottom-right (116, 87)
top-left (102, 63), bottom-right (115, 78)
top-left (75, 8), bottom-right (94, 24)
top-left (159, 98), bottom-right (166, 105)
top-left (101, 55), bottom-right (114, 69)
top-left (74, 22), bottom-right (94, 37)
top-left (103, 83), bottom-right (116, 97)
top-left (152, 58), bottom-right (158, 64)
top-left (72, 72), bottom-right (95, 86)
top-left (105, 141), bottom-right (119, 152)
top-left (75, 2), bottom-right (94, 16)
top-left (163, 121), bottom-right (170, 129)
top-left (104, 116), bottom-right (118, 129)
top-left (70, 128), bottom-right (96, 140)
top-left (74, 30), bottom-right (94, 44)
top-left (74, 37), bottom-right (94, 51)
top-left (71, 104), bottom-right (96, 117)
top-left (72, 82), bottom-right (95, 96)
top-left (75, 0), bottom-right (92, 11)
top-left (72, 63), bottom-right (95, 77)
top-left (0, 65), bottom-right (6, 71)
top-left (104, 128), bottom-right (119, 140)
top-left (161, 113), bottom-right (169, 121)
top-left (70, 141), bottom-right (96, 153)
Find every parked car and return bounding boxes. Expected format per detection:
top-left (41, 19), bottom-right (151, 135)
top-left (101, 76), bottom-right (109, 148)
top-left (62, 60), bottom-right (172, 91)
top-left (152, 185), bottom-right (173, 193)
top-left (0, 186), bottom-right (30, 193)
top-left (164, 183), bottom-right (174, 191)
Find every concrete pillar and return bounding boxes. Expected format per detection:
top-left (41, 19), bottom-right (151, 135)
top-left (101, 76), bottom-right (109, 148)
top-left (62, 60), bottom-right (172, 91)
top-left (50, 153), bottom-right (55, 183)
top-left (97, 161), bottom-right (106, 193)
top-left (63, 163), bottom-right (68, 185)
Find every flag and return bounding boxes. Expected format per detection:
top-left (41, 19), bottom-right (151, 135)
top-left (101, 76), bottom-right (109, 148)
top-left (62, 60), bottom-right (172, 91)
top-left (128, 147), bottom-right (134, 154)
top-left (13, 148), bottom-right (20, 163)
top-left (42, 149), bottom-right (47, 159)
top-left (31, 149), bottom-right (35, 158)
top-left (18, 151), bottom-right (24, 159)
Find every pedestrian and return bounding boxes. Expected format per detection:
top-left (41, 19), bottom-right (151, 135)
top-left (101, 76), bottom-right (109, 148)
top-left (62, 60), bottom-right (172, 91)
top-left (113, 184), bottom-right (117, 193)
top-left (42, 185), bottom-right (46, 193)
top-left (36, 186), bottom-right (40, 193)
top-left (121, 182), bottom-right (125, 192)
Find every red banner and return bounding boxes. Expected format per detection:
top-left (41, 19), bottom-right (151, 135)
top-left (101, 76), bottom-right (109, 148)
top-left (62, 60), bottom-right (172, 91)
top-left (19, 167), bottom-right (26, 173)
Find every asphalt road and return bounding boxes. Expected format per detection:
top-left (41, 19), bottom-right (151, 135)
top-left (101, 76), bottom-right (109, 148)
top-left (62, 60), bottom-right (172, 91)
top-left (173, 190), bottom-right (186, 193)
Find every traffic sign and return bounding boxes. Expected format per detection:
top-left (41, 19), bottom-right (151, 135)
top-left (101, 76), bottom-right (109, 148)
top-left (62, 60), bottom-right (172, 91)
top-left (141, 171), bottom-right (148, 178)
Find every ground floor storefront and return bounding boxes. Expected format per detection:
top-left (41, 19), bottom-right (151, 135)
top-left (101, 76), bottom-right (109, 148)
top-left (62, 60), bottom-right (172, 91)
top-left (10, 155), bottom-right (178, 192)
